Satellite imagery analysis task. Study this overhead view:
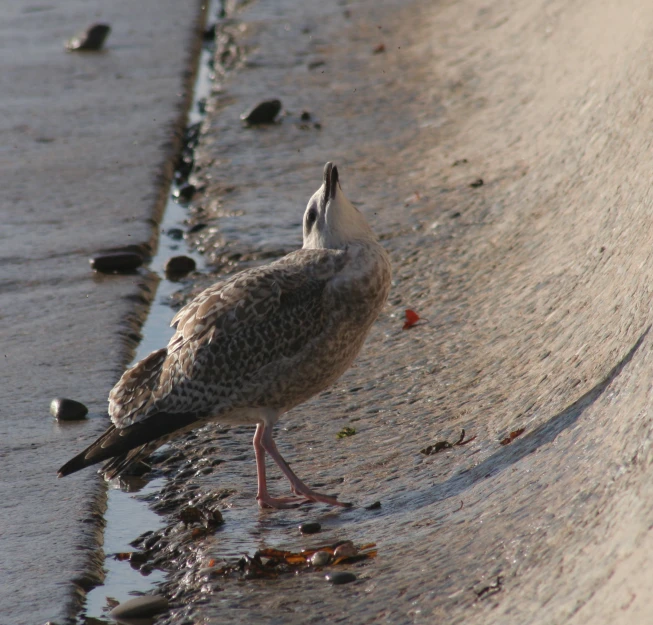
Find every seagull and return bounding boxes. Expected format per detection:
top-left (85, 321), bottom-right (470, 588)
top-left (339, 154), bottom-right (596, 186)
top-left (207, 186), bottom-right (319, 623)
top-left (58, 162), bottom-right (392, 508)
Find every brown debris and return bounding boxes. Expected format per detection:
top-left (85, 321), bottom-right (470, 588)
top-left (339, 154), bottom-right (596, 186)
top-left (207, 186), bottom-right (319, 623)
top-left (420, 429), bottom-right (477, 455)
top-left (475, 575), bottom-right (503, 599)
top-left (500, 428), bottom-right (525, 446)
top-left (205, 540), bottom-right (377, 581)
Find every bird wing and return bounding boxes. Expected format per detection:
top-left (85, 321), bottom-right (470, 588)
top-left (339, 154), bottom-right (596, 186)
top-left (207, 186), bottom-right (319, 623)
top-left (108, 248), bottom-right (347, 428)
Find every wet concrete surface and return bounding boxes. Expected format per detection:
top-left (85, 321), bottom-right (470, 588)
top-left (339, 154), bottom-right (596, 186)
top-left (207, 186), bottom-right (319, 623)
top-left (0, 1), bottom-right (205, 623)
top-left (96, 0), bottom-right (653, 623)
top-left (8, 0), bottom-right (653, 622)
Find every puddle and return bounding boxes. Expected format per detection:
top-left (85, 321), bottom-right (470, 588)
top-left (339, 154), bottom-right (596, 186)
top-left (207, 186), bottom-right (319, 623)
top-left (80, 4), bottom-right (219, 622)
top-left (83, 479), bottom-right (166, 621)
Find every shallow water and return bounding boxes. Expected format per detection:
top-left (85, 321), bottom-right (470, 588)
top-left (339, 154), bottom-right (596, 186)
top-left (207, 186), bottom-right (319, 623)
top-left (83, 480), bottom-right (167, 621)
top-left (78, 8), bottom-right (215, 621)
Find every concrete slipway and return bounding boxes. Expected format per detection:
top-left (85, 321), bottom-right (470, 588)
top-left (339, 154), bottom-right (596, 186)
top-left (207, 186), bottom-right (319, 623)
top-left (4, 0), bottom-right (653, 624)
top-left (0, 1), bottom-right (204, 623)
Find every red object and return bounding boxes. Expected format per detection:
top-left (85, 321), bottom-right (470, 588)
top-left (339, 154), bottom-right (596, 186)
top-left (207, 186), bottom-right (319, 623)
top-left (403, 309), bottom-right (420, 330)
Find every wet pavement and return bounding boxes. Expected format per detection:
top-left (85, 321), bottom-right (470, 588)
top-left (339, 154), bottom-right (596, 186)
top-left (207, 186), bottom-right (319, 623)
top-left (97, 0), bottom-right (653, 623)
top-left (0, 1), bottom-right (205, 623)
top-left (5, 0), bottom-right (653, 623)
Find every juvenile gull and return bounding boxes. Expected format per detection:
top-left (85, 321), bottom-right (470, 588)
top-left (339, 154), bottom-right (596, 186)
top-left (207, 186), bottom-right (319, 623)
top-left (58, 163), bottom-right (392, 508)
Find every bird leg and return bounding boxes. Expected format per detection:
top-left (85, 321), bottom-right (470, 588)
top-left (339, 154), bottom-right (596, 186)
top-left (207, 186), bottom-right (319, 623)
top-left (253, 423), bottom-right (305, 508)
top-left (254, 423), bottom-right (351, 509)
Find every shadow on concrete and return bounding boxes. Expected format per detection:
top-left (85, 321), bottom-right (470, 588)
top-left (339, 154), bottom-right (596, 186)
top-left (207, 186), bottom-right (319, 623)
top-left (391, 325), bottom-right (650, 512)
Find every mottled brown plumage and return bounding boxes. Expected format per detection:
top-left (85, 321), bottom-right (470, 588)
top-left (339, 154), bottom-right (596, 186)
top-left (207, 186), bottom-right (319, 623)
top-left (59, 163), bottom-right (391, 508)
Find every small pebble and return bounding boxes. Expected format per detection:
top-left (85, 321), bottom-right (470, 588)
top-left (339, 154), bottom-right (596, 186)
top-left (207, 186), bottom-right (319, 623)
top-left (90, 252), bottom-right (143, 274)
top-left (203, 24), bottom-right (216, 41)
top-left (300, 111), bottom-right (312, 121)
top-left (50, 398), bottom-right (88, 421)
top-left (241, 99), bottom-right (282, 125)
top-left (166, 228), bottom-right (184, 241)
top-left (299, 522), bottom-right (321, 535)
top-left (333, 541), bottom-right (357, 559)
top-left (365, 501), bottom-right (382, 510)
top-left (128, 551), bottom-right (148, 565)
top-left (164, 255), bottom-right (196, 278)
top-left (188, 223), bottom-right (207, 234)
top-left (326, 571), bottom-right (357, 585)
top-left (173, 182), bottom-right (196, 202)
top-left (66, 23), bottom-right (111, 51)
top-left (311, 551), bottom-right (331, 567)
top-left (109, 595), bottom-right (169, 619)
top-left (469, 178), bottom-right (484, 188)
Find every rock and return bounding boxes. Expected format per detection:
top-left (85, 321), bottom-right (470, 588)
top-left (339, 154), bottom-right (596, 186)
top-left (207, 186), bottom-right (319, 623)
top-left (166, 227), bottom-right (184, 241)
top-left (66, 23), bottom-right (111, 51)
top-left (164, 255), bottom-right (196, 278)
top-left (109, 594), bottom-right (168, 619)
top-left (187, 223), bottom-right (207, 234)
top-left (241, 99), bottom-right (282, 125)
top-left (90, 252), bottom-right (143, 274)
top-left (333, 541), bottom-right (357, 559)
top-left (50, 398), bottom-right (88, 421)
top-left (365, 500), bottom-right (382, 510)
top-left (128, 551), bottom-right (148, 565)
top-left (469, 178), bottom-right (484, 188)
top-left (203, 23), bottom-right (216, 41)
top-left (299, 521), bottom-right (321, 535)
top-left (300, 111), bottom-right (312, 121)
top-left (173, 182), bottom-right (196, 202)
top-left (326, 571), bottom-right (357, 585)
top-left (311, 551), bottom-right (331, 567)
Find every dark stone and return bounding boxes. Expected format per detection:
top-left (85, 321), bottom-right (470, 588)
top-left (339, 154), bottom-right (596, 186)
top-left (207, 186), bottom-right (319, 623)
top-left (300, 111), bottom-right (312, 121)
top-left (326, 571), bottom-right (357, 585)
top-left (241, 99), bottom-right (282, 125)
top-left (50, 398), bottom-right (88, 421)
top-left (203, 23), bottom-right (216, 41)
top-left (365, 501), bottom-right (382, 510)
top-left (109, 595), bottom-right (169, 619)
top-left (188, 223), bottom-right (207, 234)
top-left (165, 255), bottom-right (196, 278)
top-left (90, 252), bottom-right (143, 273)
top-left (173, 183), bottom-right (196, 202)
top-left (166, 228), bottom-right (184, 241)
top-left (299, 522), bottom-right (322, 535)
top-left (469, 178), bottom-right (484, 188)
top-left (66, 23), bottom-right (111, 51)
top-left (308, 60), bottom-right (326, 70)
top-left (452, 158), bottom-right (468, 166)
top-left (129, 551), bottom-right (148, 565)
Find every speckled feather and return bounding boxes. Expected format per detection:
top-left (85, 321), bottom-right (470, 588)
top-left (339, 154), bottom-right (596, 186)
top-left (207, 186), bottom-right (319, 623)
top-left (108, 245), bottom-right (390, 431)
top-left (58, 162), bottom-right (392, 490)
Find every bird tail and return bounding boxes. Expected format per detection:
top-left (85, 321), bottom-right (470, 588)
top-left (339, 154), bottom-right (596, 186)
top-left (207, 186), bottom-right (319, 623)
top-left (57, 412), bottom-right (199, 478)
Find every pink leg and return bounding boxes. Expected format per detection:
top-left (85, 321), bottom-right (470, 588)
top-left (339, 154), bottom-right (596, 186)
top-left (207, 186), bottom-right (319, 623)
top-left (258, 423), bottom-right (351, 508)
top-left (253, 424), bottom-right (306, 509)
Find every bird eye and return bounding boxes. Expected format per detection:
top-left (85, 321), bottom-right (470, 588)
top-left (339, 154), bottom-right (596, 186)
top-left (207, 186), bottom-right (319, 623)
top-left (306, 208), bottom-right (317, 229)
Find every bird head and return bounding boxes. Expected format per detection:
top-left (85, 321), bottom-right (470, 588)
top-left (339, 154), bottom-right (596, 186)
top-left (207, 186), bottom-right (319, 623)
top-left (302, 162), bottom-right (376, 250)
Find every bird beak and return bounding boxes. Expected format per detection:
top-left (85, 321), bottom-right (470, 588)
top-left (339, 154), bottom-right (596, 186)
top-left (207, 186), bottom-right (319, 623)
top-left (323, 162), bottom-right (339, 203)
